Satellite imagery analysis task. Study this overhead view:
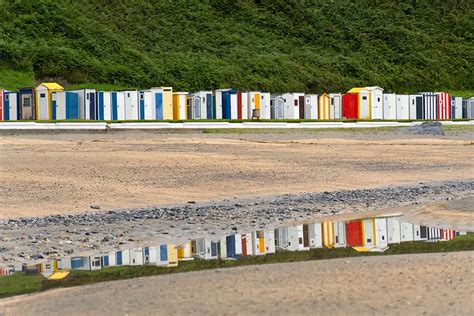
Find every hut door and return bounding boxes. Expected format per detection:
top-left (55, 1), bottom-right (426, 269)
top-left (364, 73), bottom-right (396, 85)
top-left (241, 236), bottom-right (247, 256)
top-left (206, 94), bottom-right (212, 119)
top-left (303, 224), bottom-right (309, 248)
top-left (299, 96), bottom-right (305, 119)
top-left (193, 97), bottom-right (201, 119)
top-left (416, 96), bottom-right (423, 119)
top-left (21, 94), bottom-right (33, 120)
top-left (89, 92), bottom-right (96, 120)
top-left (38, 92), bottom-right (48, 120)
top-left (155, 93), bottom-right (163, 120)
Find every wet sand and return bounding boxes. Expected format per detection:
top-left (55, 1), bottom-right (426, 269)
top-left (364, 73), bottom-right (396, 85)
top-left (1, 251), bottom-right (472, 316)
top-left (1, 129), bottom-right (473, 218)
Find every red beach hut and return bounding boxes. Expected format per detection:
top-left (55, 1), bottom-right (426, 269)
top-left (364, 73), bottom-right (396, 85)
top-left (342, 93), bottom-right (358, 119)
top-left (345, 220), bottom-right (363, 247)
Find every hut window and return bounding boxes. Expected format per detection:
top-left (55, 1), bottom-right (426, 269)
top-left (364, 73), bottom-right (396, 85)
top-left (127, 93), bottom-right (130, 97)
top-left (367, 238), bottom-right (372, 243)
top-left (5, 94), bottom-right (8, 100)
top-left (140, 94), bottom-right (144, 100)
top-left (40, 93), bottom-right (46, 98)
top-left (294, 100), bottom-right (298, 106)
top-left (331, 98), bottom-right (334, 105)
top-left (382, 236), bottom-right (385, 240)
top-left (24, 98), bottom-right (30, 106)
top-left (86, 94), bottom-right (89, 100)
top-left (299, 237), bottom-right (303, 244)
top-left (270, 100), bottom-right (273, 106)
top-left (362, 96), bottom-right (367, 100)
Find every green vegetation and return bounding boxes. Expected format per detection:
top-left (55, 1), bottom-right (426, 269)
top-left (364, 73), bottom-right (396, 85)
top-left (1, 233), bottom-right (473, 299)
top-left (0, 1), bottom-right (472, 93)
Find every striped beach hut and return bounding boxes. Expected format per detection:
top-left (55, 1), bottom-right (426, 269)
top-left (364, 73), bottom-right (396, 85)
top-left (318, 93), bottom-right (331, 120)
top-left (427, 227), bottom-right (442, 241)
top-left (436, 92), bottom-right (451, 120)
top-left (173, 92), bottom-right (188, 120)
top-left (442, 229), bottom-right (455, 241)
top-left (421, 92), bottom-right (437, 120)
top-left (35, 83), bottom-right (64, 120)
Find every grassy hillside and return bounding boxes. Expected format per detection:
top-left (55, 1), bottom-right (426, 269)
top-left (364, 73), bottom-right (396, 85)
top-left (0, 0), bottom-right (472, 93)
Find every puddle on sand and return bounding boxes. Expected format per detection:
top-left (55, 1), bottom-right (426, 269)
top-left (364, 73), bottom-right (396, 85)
top-left (1, 212), bottom-right (470, 278)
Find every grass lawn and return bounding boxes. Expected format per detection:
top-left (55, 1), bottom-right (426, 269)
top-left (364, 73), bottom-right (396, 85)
top-left (1, 233), bottom-right (473, 299)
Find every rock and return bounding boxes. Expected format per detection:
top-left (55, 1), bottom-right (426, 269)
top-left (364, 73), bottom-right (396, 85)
top-left (90, 204), bottom-right (101, 210)
top-left (408, 122), bottom-right (444, 136)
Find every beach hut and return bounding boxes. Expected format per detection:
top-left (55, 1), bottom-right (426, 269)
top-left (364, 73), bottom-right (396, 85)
top-left (225, 234), bottom-right (243, 259)
top-left (137, 91), bottom-right (153, 120)
top-left (362, 218), bottom-right (375, 248)
top-left (308, 222), bottom-right (323, 248)
top-left (330, 93), bottom-right (342, 120)
top-left (334, 221), bottom-right (346, 248)
top-left (275, 227), bottom-right (290, 250)
top-left (264, 230), bottom-right (276, 254)
top-left (112, 249), bottom-right (131, 266)
top-left (192, 238), bottom-right (219, 260)
top-left (466, 97), bottom-right (474, 119)
top-left (18, 88), bottom-right (36, 120)
top-left (240, 233), bottom-right (253, 256)
top-left (436, 92), bottom-right (451, 120)
top-left (40, 259), bottom-right (59, 278)
top-left (345, 220), bottom-right (363, 247)
top-left (172, 92), bottom-right (188, 120)
top-left (52, 91), bottom-right (79, 120)
top-left (409, 94), bottom-right (423, 120)
top-left (154, 244), bottom-right (178, 267)
top-left (100, 251), bottom-right (117, 268)
top-left (281, 93), bottom-right (305, 119)
top-left (188, 91), bottom-right (213, 120)
top-left (123, 90), bottom-right (139, 120)
top-left (413, 225), bottom-right (428, 241)
top-left (97, 91), bottom-right (112, 120)
top-left (400, 222), bottom-right (414, 242)
top-left (129, 247), bottom-right (145, 266)
top-left (3, 91), bottom-right (18, 121)
top-left (247, 91), bottom-right (262, 119)
top-left (386, 217), bottom-right (401, 244)
top-left (346, 88), bottom-right (370, 120)
top-left (442, 229), bottom-right (455, 241)
top-left (347, 86), bottom-right (384, 120)
top-left (383, 93), bottom-right (397, 120)
top-left (214, 89), bottom-right (238, 119)
top-left (109, 91), bottom-right (125, 121)
top-left (251, 231), bottom-right (266, 255)
top-left (322, 221), bottom-right (335, 248)
top-left (60, 254), bottom-right (102, 271)
top-left (451, 96), bottom-right (463, 119)
top-left (0, 266), bottom-right (11, 276)
top-left (0, 89), bottom-right (4, 120)
top-left (289, 225), bottom-right (309, 251)
top-left (374, 218), bottom-right (388, 249)
top-left (236, 91), bottom-right (248, 119)
top-left (270, 94), bottom-right (285, 119)
top-left (260, 93), bottom-right (271, 119)
top-left (342, 93), bottom-right (358, 119)
top-left (35, 83), bottom-right (64, 120)
top-left (318, 93), bottom-right (331, 120)
top-left (421, 92), bottom-right (437, 120)
top-left (304, 94), bottom-right (318, 119)
top-left (149, 87), bottom-right (173, 120)
top-left (177, 242), bottom-right (194, 261)
top-left (427, 227), bottom-right (442, 242)
top-left (396, 94), bottom-right (410, 120)
top-left (68, 89), bottom-right (97, 120)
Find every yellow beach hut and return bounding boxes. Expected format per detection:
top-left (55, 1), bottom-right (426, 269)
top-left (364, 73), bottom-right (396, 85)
top-left (322, 221), bottom-right (335, 248)
top-left (318, 93), bottom-right (331, 120)
top-left (35, 83), bottom-right (64, 120)
top-left (173, 92), bottom-right (188, 120)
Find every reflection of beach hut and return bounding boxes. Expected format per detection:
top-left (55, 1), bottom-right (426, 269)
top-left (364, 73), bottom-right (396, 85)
top-left (322, 221), bottom-right (335, 248)
top-left (192, 238), bottom-right (219, 260)
top-left (400, 222), bottom-right (414, 242)
top-left (225, 234), bottom-right (242, 259)
top-left (374, 218), bottom-right (388, 249)
top-left (240, 233), bottom-right (253, 256)
top-left (177, 242), bottom-right (194, 261)
top-left (270, 94), bottom-right (285, 119)
top-left (129, 247), bottom-right (145, 266)
top-left (35, 83), bottom-right (64, 120)
top-left (308, 223), bottom-right (323, 248)
top-left (413, 225), bottom-right (428, 241)
top-left (334, 221), bottom-right (346, 248)
top-left (362, 218), bottom-right (375, 248)
top-left (386, 217), bottom-right (401, 244)
top-left (252, 231), bottom-right (266, 255)
top-left (441, 229), bottom-right (455, 241)
top-left (275, 227), bottom-right (291, 250)
top-left (60, 254), bottom-right (102, 271)
top-left (288, 225), bottom-right (309, 251)
top-left (427, 227), bottom-right (442, 241)
top-left (346, 220), bottom-right (363, 247)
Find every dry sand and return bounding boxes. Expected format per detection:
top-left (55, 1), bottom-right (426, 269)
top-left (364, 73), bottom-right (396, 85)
top-left (1, 251), bottom-right (472, 316)
top-left (1, 129), bottom-right (473, 218)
